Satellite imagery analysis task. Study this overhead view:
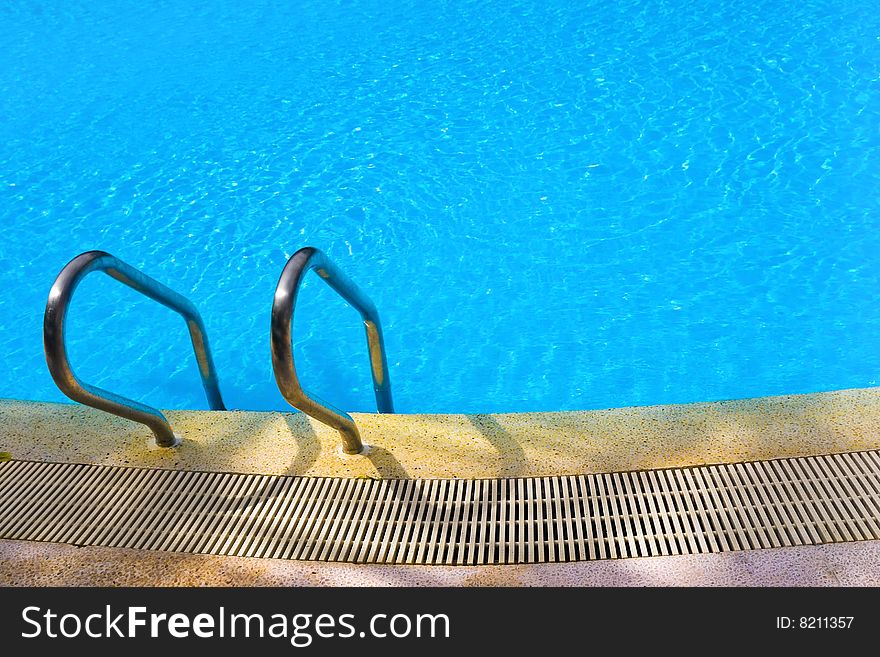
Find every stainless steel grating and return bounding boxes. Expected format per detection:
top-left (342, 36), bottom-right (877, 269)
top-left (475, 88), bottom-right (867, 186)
top-left (1, 451), bottom-right (879, 565)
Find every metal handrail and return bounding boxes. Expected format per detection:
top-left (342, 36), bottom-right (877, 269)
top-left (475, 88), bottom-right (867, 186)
top-left (271, 247), bottom-right (393, 454)
top-left (43, 250), bottom-right (226, 447)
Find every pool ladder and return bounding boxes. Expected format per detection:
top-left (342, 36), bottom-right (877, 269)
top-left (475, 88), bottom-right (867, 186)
top-left (43, 248), bottom-right (392, 454)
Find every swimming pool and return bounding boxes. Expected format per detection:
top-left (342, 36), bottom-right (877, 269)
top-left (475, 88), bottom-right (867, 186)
top-left (1, 0), bottom-right (878, 415)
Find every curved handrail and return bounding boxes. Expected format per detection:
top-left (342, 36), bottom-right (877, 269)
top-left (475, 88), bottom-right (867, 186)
top-left (271, 247), bottom-right (393, 454)
top-left (43, 250), bottom-right (226, 447)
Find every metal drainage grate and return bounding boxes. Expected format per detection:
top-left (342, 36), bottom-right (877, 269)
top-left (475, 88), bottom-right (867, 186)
top-left (1, 451), bottom-right (879, 565)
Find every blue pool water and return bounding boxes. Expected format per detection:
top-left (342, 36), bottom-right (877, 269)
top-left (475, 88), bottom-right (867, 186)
top-left (1, 1), bottom-right (878, 415)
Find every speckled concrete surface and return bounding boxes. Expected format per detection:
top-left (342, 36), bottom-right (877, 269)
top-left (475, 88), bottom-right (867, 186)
top-left (2, 387), bottom-right (879, 478)
top-left (1, 538), bottom-right (877, 587)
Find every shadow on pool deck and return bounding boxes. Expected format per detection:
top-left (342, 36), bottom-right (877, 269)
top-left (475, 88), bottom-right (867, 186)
top-left (2, 537), bottom-right (877, 587)
top-left (281, 413), bottom-right (321, 476)
top-left (466, 414), bottom-right (527, 477)
top-left (364, 445), bottom-right (409, 479)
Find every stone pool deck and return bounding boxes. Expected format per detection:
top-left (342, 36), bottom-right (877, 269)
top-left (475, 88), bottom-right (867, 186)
top-left (1, 386), bottom-right (879, 586)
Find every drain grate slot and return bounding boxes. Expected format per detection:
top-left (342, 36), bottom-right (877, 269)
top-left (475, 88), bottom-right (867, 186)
top-left (1, 451), bottom-right (879, 565)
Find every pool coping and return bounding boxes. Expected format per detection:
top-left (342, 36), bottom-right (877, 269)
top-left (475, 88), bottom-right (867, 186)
top-left (2, 387), bottom-right (879, 479)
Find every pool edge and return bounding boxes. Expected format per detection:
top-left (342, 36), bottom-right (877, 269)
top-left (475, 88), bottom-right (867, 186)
top-left (1, 386), bottom-right (879, 479)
